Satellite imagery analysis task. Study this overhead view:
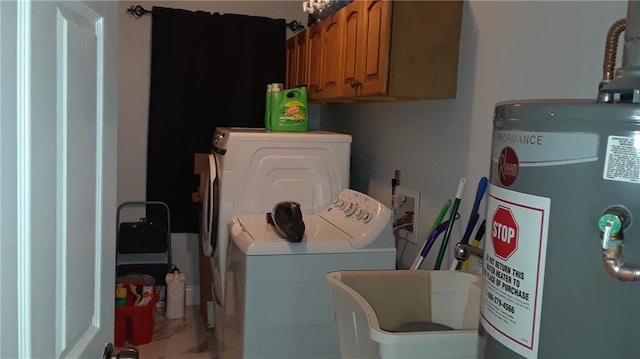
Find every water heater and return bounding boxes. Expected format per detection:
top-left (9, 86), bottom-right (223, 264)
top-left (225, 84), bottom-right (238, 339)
top-left (479, 2), bottom-right (640, 358)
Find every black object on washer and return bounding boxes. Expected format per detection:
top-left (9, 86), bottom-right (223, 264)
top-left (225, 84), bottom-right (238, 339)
top-left (266, 201), bottom-right (306, 243)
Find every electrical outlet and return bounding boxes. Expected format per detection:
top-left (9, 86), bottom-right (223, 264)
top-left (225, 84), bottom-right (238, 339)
top-left (394, 186), bottom-right (420, 244)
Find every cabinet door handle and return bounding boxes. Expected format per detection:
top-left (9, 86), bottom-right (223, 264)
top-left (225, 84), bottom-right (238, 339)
top-left (355, 81), bottom-right (362, 88)
top-left (350, 81), bottom-right (358, 88)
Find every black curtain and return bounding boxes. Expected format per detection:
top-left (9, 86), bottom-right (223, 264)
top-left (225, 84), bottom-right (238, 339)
top-left (145, 7), bottom-right (285, 232)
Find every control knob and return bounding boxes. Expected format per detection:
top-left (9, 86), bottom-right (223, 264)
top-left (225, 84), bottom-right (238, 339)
top-left (346, 204), bottom-right (358, 217)
top-left (362, 212), bottom-right (373, 223)
top-left (333, 198), bottom-right (344, 208)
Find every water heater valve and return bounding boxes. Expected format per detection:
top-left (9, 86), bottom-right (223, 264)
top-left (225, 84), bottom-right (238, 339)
top-left (599, 207), bottom-right (630, 246)
top-left (598, 206), bottom-right (640, 282)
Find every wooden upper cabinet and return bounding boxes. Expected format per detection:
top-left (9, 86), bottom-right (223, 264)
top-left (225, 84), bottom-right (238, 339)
top-left (359, 0), bottom-right (391, 96)
top-left (285, 36), bottom-right (297, 89)
top-left (287, 0), bottom-right (463, 101)
top-left (384, 0), bottom-right (463, 99)
top-left (320, 12), bottom-right (342, 99)
top-left (294, 31), bottom-right (308, 87)
top-left (285, 31), bottom-right (309, 89)
top-left (306, 23), bottom-right (323, 100)
top-left (338, 0), bottom-right (365, 97)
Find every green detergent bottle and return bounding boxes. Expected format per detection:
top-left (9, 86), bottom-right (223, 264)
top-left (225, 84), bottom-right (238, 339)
top-left (265, 83), bottom-right (283, 130)
top-left (264, 84), bottom-right (272, 130)
top-left (270, 87), bottom-right (308, 132)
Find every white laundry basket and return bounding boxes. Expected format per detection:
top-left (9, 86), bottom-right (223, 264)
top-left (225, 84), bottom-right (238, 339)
top-left (325, 270), bottom-right (481, 359)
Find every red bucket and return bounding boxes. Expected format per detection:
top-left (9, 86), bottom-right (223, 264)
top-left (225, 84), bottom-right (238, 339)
top-left (114, 276), bottom-right (159, 346)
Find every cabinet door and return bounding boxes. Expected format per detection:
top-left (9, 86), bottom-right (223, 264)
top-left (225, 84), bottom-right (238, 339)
top-left (339, 0), bottom-right (364, 97)
top-left (295, 31), bottom-right (308, 87)
top-left (307, 24), bottom-right (323, 100)
top-left (285, 36), bottom-right (297, 89)
top-left (320, 13), bottom-right (342, 99)
top-left (359, 0), bottom-right (392, 95)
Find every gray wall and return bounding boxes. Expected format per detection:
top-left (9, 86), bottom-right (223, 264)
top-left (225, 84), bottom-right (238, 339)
top-left (117, 1), bottom-right (307, 288)
top-left (319, 1), bottom-right (627, 269)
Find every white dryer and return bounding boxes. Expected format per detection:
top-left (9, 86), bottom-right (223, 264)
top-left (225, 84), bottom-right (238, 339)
top-left (201, 127), bottom-right (351, 346)
top-left (223, 189), bottom-right (396, 359)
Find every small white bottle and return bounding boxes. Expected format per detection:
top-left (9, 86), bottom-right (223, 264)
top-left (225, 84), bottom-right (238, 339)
top-left (165, 271), bottom-right (186, 319)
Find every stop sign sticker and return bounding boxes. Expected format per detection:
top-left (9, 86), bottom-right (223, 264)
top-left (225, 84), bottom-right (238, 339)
top-left (482, 184), bottom-right (551, 359)
top-left (492, 205), bottom-right (519, 260)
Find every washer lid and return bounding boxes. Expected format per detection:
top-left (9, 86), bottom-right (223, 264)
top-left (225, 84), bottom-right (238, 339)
top-left (232, 215), bottom-right (356, 255)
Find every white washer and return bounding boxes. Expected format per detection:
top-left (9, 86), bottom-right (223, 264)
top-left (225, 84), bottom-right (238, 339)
top-left (223, 189), bottom-right (396, 359)
top-left (202, 127), bottom-right (351, 347)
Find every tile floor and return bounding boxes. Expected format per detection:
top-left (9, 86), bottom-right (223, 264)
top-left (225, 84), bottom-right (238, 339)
top-left (124, 305), bottom-right (217, 359)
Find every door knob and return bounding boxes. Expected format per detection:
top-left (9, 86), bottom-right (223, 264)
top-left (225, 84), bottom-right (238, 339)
top-left (116, 348), bottom-right (139, 359)
top-left (103, 343), bottom-right (139, 359)
top-left (102, 343), bottom-right (114, 359)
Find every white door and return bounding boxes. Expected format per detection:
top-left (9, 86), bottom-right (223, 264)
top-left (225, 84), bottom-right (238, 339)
top-left (0, 0), bottom-right (119, 358)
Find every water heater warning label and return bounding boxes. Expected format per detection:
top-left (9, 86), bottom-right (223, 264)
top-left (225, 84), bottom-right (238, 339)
top-left (604, 135), bottom-right (640, 183)
top-left (481, 185), bottom-right (550, 359)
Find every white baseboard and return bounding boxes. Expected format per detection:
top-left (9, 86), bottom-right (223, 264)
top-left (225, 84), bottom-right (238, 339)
top-left (185, 285), bottom-right (199, 306)
top-left (155, 285), bottom-right (200, 307)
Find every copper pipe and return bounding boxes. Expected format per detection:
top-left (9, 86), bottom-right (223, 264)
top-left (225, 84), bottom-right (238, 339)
top-left (603, 19), bottom-right (627, 82)
top-left (602, 247), bottom-right (640, 281)
top-left (600, 216), bottom-right (640, 282)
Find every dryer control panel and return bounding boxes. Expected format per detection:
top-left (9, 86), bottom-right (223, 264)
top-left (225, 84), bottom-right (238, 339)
top-left (320, 189), bottom-right (394, 249)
